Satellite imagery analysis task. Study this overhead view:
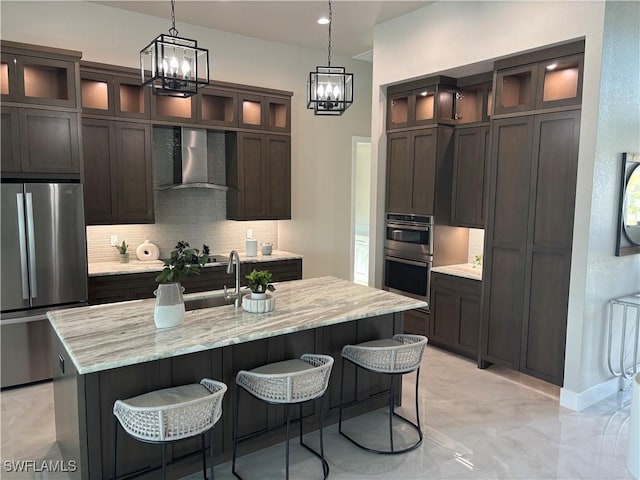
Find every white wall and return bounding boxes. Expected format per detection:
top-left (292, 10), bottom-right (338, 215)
top-left (371, 0), bottom-right (639, 409)
top-left (0, 0), bottom-right (372, 280)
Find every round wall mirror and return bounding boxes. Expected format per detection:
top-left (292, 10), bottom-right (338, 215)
top-left (623, 164), bottom-right (640, 245)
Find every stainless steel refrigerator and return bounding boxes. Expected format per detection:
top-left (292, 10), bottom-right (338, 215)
top-left (1, 183), bottom-right (87, 388)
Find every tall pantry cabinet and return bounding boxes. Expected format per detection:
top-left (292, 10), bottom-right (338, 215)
top-left (480, 41), bottom-right (583, 385)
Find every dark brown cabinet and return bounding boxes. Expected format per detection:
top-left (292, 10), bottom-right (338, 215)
top-left (430, 273), bottom-right (481, 359)
top-left (226, 132), bottom-right (291, 220)
top-left (1, 49), bottom-right (78, 108)
top-left (88, 259), bottom-right (302, 305)
top-left (82, 119), bottom-right (153, 225)
top-left (80, 64), bottom-right (150, 119)
top-left (238, 93), bottom-right (290, 133)
top-left (450, 125), bottom-right (491, 228)
top-left (197, 87), bottom-right (237, 128)
top-left (1, 108), bottom-right (81, 176)
top-left (494, 43), bottom-right (584, 116)
top-left (386, 76), bottom-right (457, 131)
top-left (481, 110), bottom-right (580, 385)
top-left (1, 42), bottom-right (82, 179)
top-left (403, 309), bottom-right (429, 336)
top-left (385, 126), bottom-right (454, 223)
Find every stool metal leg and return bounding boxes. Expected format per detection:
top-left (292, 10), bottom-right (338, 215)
top-left (161, 443), bottom-right (167, 480)
top-left (389, 374), bottom-right (395, 453)
top-left (285, 404), bottom-right (291, 480)
top-left (339, 359), bottom-right (423, 455)
top-left (112, 417), bottom-right (118, 480)
top-left (201, 433), bottom-right (207, 480)
top-left (232, 384), bottom-right (241, 479)
top-left (338, 358), bottom-right (345, 434)
top-left (298, 397), bottom-right (330, 480)
top-left (210, 427), bottom-right (215, 480)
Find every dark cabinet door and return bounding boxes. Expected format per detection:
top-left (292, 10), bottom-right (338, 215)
top-left (520, 110), bottom-right (580, 385)
top-left (265, 135), bottom-right (291, 219)
top-left (385, 131), bottom-right (412, 212)
top-left (403, 309), bottom-right (429, 336)
top-left (1, 107), bottom-right (21, 173)
top-left (82, 119), bottom-right (118, 224)
top-left (386, 128), bottom-right (438, 216)
top-left (451, 125), bottom-right (490, 227)
top-left (411, 128), bottom-right (437, 215)
top-left (18, 108), bottom-right (80, 175)
top-left (430, 285), bottom-right (457, 346)
top-left (115, 122), bottom-right (154, 224)
top-left (481, 116), bottom-right (533, 369)
top-left (430, 273), bottom-right (481, 358)
top-left (227, 132), bottom-right (291, 220)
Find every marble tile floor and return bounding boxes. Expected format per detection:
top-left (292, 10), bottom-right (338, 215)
top-left (0, 347), bottom-right (635, 479)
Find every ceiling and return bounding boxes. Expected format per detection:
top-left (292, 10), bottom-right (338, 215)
top-left (95, 1), bottom-right (433, 59)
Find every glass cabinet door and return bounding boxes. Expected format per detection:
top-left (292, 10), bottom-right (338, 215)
top-left (535, 54), bottom-right (583, 110)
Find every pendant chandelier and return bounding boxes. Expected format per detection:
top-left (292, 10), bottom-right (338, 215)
top-left (140, 0), bottom-right (209, 97)
top-left (307, 0), bottom-right (354, 115)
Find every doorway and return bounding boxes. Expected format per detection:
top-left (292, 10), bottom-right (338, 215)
top-left (351, 137), bottom-right (371, 285)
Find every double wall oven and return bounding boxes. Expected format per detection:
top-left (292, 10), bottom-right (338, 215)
top-left (383, 213), bottom-right (433, 310)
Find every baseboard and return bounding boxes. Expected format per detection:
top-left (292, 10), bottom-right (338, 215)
top-left (560, 376), bottom-right (621, 411)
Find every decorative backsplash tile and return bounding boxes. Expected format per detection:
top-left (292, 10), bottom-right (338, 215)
top-left (467, 228), bottom-right (485, 264)
top-left (86, 188), bottom-right (277, 263)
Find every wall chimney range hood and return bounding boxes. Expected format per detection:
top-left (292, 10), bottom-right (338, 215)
top-left (155, 127), bottom-right (228, 191)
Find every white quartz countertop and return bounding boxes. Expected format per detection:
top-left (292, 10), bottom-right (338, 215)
top-left (431, 263), bottom-right (483, 281)
top-left (88, 250), bottom-right (303, 276)
top-left (48, 276), bottom-right (427, 374)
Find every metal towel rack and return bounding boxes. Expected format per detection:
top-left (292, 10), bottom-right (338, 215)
top-left (607, 292), bottom-right (640, 382)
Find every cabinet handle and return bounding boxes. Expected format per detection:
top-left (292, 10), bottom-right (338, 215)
top-left (16, 193), bottom-right (29, 300)
top-left (58, 354), bottom-right (65, 374)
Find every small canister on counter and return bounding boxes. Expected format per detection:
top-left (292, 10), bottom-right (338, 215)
top-left (261, 243), bottom-right (273, 255)
top-left (246, 239), bottom-right (257, 257)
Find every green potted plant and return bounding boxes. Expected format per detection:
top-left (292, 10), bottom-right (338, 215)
top-left (153, 241), bottom-right (210, 329)
top-left (114, 241), bottom-right (129, 263)
top-left (245, 269), bottom-right (276, 300)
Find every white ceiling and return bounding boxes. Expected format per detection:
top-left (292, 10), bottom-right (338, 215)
top-left (95, 1), bottom-right (433, 59)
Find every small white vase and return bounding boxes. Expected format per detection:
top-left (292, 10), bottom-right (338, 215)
top-left (251, 291), bottom-right (266, 300)
top-left (243, 293), bottom-right (275, 313)
top-left (153, 283), bottom-right (185, 329)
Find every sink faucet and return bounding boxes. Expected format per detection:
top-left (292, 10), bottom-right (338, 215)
top-left (224, 250), bottom-right (242, 308)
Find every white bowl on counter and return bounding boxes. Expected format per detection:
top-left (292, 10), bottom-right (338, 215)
top-left (242, 294), bottom-right (275, 313)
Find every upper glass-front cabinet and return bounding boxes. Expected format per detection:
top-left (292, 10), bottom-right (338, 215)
top-left (494, 52), bottom-right (583, 115)
top-left (2, 52), bottom-right (78, 108)
top-left (386, 77), bottom-right (458, 131)
top-left (81, 66), bottom-right (150, 119)
top-left (239, 93), bottom-right (290, 132)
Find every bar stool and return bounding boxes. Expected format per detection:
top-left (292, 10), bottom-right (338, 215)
top-left (112, 378), bottom-right (227, 480)
top-left (339, 334), bottom-right (428, 454)
top-left (232, 354), bottom-right (334, 480)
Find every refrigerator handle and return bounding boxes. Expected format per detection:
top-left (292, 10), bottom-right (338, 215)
top-left (16, 193), bottom-right (29, 300)
top-left (25, 192), bottom-right (37, 299)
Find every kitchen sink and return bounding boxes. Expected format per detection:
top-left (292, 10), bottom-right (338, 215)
top-left (184, 290), bottom-right (249, 311)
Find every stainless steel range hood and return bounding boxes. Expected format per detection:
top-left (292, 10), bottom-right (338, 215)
top-left (155, 127), bottom-right (228, 191)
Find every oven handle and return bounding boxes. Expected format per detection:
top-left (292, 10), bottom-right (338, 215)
top-left (385, 255), bottom-right (430, 268)
top-left (386, 222), bottom-right (430, 232)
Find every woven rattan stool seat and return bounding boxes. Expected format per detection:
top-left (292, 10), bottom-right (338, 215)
top-left (113, 379), bottom-right (226, 480)
top-left (341, 334), bottom-right (428, 374)
top-left (339, 334), bottom-right (428, 455)
top-left (233, 354), bottom-right (334, 479)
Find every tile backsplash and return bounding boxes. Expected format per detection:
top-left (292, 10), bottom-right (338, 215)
top-left (467, 228), bottom-right (485, 264)
top-left (86, 188), bottom-right (277, 263)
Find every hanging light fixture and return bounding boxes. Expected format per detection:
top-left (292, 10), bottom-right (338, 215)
top-left (307, 0), bottom-right (354, 115)
top-left (140, 0), bottom-right (209, 97)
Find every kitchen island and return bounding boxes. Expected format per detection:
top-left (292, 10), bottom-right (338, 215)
top-left (48, 276), bottom-right (426, 479)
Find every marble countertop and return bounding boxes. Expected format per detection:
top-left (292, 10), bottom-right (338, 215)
top-left (88, 250), bottom-right (303, 276)
top-left (48, 276), bottom-right (427, 375)
top-left (431, 263), bottom-right (483, 281)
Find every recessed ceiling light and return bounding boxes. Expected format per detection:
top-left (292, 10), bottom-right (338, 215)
top-left (546, 63), bottom-right (558, 70)
top-left (317, 17), bottom-right (330, 25)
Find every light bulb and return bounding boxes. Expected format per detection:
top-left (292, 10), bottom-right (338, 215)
top-left (162, 59), bottom-right (169, 74)
top-left (317, 84), bottom-right (325, 98)
top-left (169, 56), bottom-right (179, 74)
top-left (325, 83), bottom-right (333, 99)
top-left (333, 84), bottom-right (340, 99)
top-left (181, 60), bottom-right (191, 77)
